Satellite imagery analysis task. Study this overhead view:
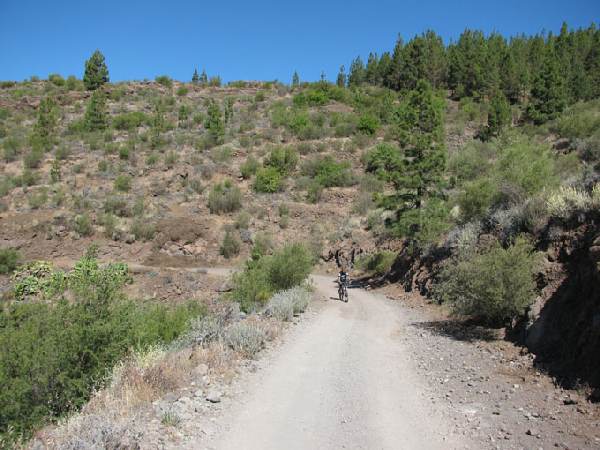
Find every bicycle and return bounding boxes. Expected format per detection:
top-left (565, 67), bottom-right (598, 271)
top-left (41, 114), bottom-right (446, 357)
top-left (338, 280), bottom-right (348, 302)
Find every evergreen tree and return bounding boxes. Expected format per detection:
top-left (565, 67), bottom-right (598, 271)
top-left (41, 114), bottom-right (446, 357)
top-left (336, 65), bottom-right (346, 87)
top-left (385, 35), bottom-right (404, 90)
top-left (205, 100), bottom-right (224, 146)
top-left (584, 31), bottom-right (600, 99)
top-left (348, 56), bottom-right (366, 87)
top-left (484, 89), bottom-right (511, 139)
top-left (377, 52), bottom-right (393, 86)
top-left (33, 96), bottom-right (58, 142)
top-left (365, 52), bottom-right (379, 85)
top-left (292, 71), bottom-right (300, 88)
top-left (83, 90), bottom-right (108, 131)
top-left (199, 69), bottom-right (208, 86)
top-left (392, 81), bottom-right (446, 238)
top-left (83, 50), bottom-right (109, 91)
top-left (192, 68), bottom-right (200, 84)
top-left (527, 45), bottom-right (567, 124)
top-left (500, 50), bottom-right (521, 103)
top-left (422, 30), bottom-right (447, 89)
top-left (224, 97), bottom-right (234, 124)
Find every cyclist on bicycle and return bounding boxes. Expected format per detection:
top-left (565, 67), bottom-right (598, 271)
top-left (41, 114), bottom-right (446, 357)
top-left (338, 266), bottom-right (349, 302)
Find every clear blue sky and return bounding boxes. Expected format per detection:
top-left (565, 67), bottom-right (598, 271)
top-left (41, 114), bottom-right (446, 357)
top-left (0, 0), bottom-right (598, 83)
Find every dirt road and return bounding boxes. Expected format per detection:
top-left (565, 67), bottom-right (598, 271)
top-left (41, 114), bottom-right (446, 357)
top-left (206, 275), bottom-right (466, 450)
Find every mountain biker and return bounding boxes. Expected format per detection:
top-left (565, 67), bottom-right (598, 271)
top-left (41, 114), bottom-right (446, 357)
top-left (338, 266), bottom-right (348, 286)
top-left (338, 266), bottom-right (349, 302)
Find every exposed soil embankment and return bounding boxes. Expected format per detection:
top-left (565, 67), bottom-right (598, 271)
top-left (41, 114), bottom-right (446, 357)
top-left (386, 212), bottom-right (600, 395)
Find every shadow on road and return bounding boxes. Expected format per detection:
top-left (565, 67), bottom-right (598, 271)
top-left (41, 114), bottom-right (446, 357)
top-left (412, 319), bottom-right (502, 342)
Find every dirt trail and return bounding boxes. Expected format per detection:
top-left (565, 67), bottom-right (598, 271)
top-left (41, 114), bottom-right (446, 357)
top-left (202, 275), bottom-right (466, 450)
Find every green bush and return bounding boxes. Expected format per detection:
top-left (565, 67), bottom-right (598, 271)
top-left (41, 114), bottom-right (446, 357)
top-left (433, 237), bottom-right (539, 326)
top-left (114, 174), bottom-right (132, 192)
top-left (240, 156), bottom-right (259, 179)
top-left (231, 243), bottom-right (313, 312)
top-left (73, 213), bottom-right (93, 236)
top-left (254, 167), bottom-right (283, 193)
top-left (155, 75), bottom-right (173, 88)
top-left (23, 149), bottom-right (43, 169)
top-left (301, 155), bottom-right (355, 187)
top-left (130, 219), bottom-right (156, 241)
top-left (208, 180), bottom-right (242, 214)
top-left (220, 230), bottom-right (241, 258)
top-left (356, 251), bottom-right (396, 276)
top-left (264, 146), bottom-right (299, 175)
top-left (176, 86), bottom-right (189, 97)
top-left (112, 111), bottom-right (150, 130)
top-left (357, 113), bottom-right (380, 135)
top-left (0, 248), bottom-right (20, 274)
top-left (0, 253), bottom-right (205, 440)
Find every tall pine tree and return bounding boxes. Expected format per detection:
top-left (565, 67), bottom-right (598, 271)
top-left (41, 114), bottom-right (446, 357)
top-left (83, 50), bottom-right (109, 91)
top-left (527, 44), bottom-right (567, 124)
top-left (336, 65), bottom-right (346, 87)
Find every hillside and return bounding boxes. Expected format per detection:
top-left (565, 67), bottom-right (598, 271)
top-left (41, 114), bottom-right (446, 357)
top-left (1, 27), bottom-right (600, 448)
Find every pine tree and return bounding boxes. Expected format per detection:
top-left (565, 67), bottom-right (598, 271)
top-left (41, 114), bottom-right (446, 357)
top-left (422, 30), bottom-right (447, 89)
top-left (292, 71), bottom-right (300, 88)
top-left (391, 81), bottom-right (446, 238)
top-left (485, 89), bottom-right (511, 139)
top-left (200, 69), bottom-right (208, 86)
top-left (336, 65), bottom-right (346, 87)
top-left (385, 35), bottom-right (404, 90)
top-left (348, 56), bottom-right (366, 87)
top-left (584, 31), bottom-right (600, 99)
top-left (31, 96), bottom-right (58, 151)
top-left (192, 68), bottom-right (200, 84)
top-left (224, 97), bottom-right (234, 124)
top-left (84, 90), bottom-right (108, 131)
top-left (83, 50), bottom-right (109, 90)
top-left (527, 45), bottom-right (567, 124)
top-left (34, 96), bottom-right (58, 141)
top-left (365, 52), bottom-right (379, 85)
top-left (205, 100), bottom-right (224, 146)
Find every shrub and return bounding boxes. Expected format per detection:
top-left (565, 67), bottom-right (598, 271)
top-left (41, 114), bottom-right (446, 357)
top-left (220, 230), bottom-right (241, 258)
top-left (356, 251), bottom-right (396, 276)
top-left (546, 185), bottom-right (593, 218)
top-left (457, 178), bottom-right (498, 222)
top-left (301, 155), bottom-right (355, 187)
top-left (231, 243), bottom-right (313, 312)
top-left (306, 180), bottom-right (323, 203)
top-left (208, 180), bottom-right (242, 214)
top-left (27, 189), bottom-right (48, 209)
top-left (0, 248), bottom-right (20, 274)
top-left (240, 156), bottom-right (259, 179)
top-left (264, 146), bottom-right (299, 175)
top-left (224, 321), bottom-right (266, 358)
top-left (155, 75), bottom-right (173, 88)
top-left (3, 137), bottom-right (20, 162)
top-left (114, 174), bottom-right (132, 192)
top-left (433, 237), bottom-right (539, 326)
top-left (130, 219), bottom-right (156, 241)
top-left (176, 86), bottom-right (189, 97)
top-left (357, 113), bottom-right (380, 135)
top-left (254, 167), bottom-right (283, 193)
top-left (73, 213), bottom-right (93, 236)
top-left (112, 111), bottom-right (150, 130)
top-left (0, 254), bottom-right (205, 440)
top-left (235, 211), bottom-right (251, 229)
top-left (266, 286), bottom-right (311, 321)
top-left (23, 149), bottom-right (43, 169)
top-left (48, 73), bottom-right (65, 86)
